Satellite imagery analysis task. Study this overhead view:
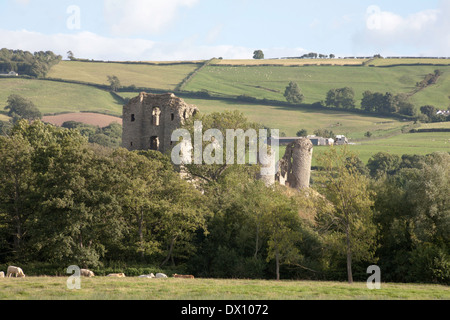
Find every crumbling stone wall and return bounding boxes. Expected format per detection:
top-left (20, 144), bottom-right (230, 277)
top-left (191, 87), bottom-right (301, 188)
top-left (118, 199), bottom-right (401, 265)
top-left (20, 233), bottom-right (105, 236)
top-left (122, 92), bottom-right (199, 154)
top-left (278, 138), bottom-right (313, 189)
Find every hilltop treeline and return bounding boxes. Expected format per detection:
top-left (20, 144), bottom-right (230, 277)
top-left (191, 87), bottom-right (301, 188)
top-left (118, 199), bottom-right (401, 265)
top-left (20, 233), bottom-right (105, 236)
top-left (0, 115), bottom-right (448, 284)
top-left (0, 48), bottom-right (62, 78)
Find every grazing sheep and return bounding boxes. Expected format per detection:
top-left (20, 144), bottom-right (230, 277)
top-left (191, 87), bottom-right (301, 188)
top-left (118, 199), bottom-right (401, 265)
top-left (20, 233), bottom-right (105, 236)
top-left (155, 273), bottom-right (168, 278)
top-left (0, 271), bottom-right (4, 278)
top-left (106, 273), bottom-right (126, 278)
top-left (174, 274), bottom-right (195, 279)
top-left (138, 273), bottom-right (155, 279)
top-left (80, 269), bottom-right (95, 277)
top-left (6, 266), bottom-right (25, 278)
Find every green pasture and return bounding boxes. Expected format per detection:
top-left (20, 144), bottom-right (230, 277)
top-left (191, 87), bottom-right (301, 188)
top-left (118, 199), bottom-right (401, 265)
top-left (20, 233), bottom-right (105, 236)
top-left (184, 65), bottom-right (450, 110)
top-left (309, 131), bottom-right (450, 165)
top-left (47, 61), bottom-right (201, 90)
top-left (0, 277), bottom-right (448, 300)
top-left (0, 78), bottom-right (123, 116)
top-left (408, 69), bottom-right (450, 109)
top-left (181, 97), bottom-right (408, 139)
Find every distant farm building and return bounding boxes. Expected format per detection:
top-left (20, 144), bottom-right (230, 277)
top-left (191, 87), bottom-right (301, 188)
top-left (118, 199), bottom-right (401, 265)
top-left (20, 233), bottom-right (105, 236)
top-left (437, 110), bottom-right (450, 116)
top-left (271, 136), bottom-right (335, 146)
top-left (0, 71), bottom-right (18, 77)
top-left (335, 135), bottom-right (348, 145)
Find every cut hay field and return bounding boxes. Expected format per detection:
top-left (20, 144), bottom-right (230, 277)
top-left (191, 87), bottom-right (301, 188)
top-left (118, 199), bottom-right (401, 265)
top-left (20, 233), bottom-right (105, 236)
top-left (0, 277), bottom-right (448, 300)
top-left (0, 78), bottom-right (123, 116)
top-left (47, 61), bottom-right (201, 90)
top-left (369, 58), bottom-right (450, 67)
top-left (213, 58), bottom-right (368, 66)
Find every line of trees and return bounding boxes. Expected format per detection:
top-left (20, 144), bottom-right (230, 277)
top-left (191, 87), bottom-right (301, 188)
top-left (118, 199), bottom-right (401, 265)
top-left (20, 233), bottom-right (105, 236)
top-left (0, 48), bottom-right (62, 78)
top-left (282, 81), bottom-right (449, 121)
top-left (0, 113), bottom-right (448, 283)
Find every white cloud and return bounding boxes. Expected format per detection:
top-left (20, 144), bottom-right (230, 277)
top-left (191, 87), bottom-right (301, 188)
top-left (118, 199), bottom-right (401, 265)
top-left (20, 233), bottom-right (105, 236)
top-left (0, 29), bottom-right (156, 61)
top-left (0, 28), bottom-right (256, 61)
top-left (354, 2), bottom-right (450, 56)
top-left (104, 0), bottom-right (200, 36)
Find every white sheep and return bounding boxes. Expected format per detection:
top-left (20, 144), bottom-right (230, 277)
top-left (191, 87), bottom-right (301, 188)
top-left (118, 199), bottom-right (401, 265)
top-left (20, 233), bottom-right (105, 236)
top-left (0, 271), bottom-right (5, 278)
top-left (80, 269), bottom-right (95, 277)
top-left (106, 273), bottom-right (126, 278)
top-left (156, 273), bottom-right (168, 278)
top-left (138, 273), bottom-right (155, 278)
top-left (6, 266), bottom-right (26, 278)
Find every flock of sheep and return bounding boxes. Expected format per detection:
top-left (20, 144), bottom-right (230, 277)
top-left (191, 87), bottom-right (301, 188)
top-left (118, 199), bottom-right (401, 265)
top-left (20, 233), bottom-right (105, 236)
top-left (0, 265), bottom-right (195, 279)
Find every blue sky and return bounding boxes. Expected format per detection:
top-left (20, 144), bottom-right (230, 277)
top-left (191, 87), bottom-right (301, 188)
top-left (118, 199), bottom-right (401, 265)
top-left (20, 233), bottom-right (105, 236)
top-left (1, 0), bottom-right (449, 61)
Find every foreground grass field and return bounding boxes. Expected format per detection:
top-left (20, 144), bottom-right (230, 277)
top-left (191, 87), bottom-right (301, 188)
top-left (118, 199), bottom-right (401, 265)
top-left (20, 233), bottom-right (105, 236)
top-left (0, 277), bottom-right (448, 300)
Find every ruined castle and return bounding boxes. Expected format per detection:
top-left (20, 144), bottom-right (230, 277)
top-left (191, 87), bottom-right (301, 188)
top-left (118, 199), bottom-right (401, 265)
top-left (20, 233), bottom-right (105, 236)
top-left (122, 93), bottom-right (312, 189)
top-left (122, 92), bottom-right (199, 154)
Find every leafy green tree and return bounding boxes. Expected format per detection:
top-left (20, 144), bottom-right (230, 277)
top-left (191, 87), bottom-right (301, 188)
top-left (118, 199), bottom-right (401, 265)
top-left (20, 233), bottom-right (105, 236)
top-left (420, 105), bottom-right (437, 121)
top-left (313, 128), bottom-right (335, 139)
top-left (112, 149), bottom-right (210, 265)
top-left (296, 129), bottom-right (308, 137)
top-left (325, 87), bottom-right (355, 109)
top-left (107, 75), bottom-right (121, 92)
top-left (182, 110), bottom-right (263, 185)
top-left (0, 132), bottom-right (35, 258)
top-left (263, 187), bottom-right (302, 280)
top-left (284, 82), bottom-right (304, 104)
top-left (367, 152), bottom-right (401, 179)
top-left (1, 120), bottom-right (127, 267)
top-left (316, 147), bottom-right (378, 284)
top-left (253, 50), bottom-right (264, 59)
top-left (4, 94), bottom-right (42, 123)
top-left (373, 152), bottom-right (450, 284)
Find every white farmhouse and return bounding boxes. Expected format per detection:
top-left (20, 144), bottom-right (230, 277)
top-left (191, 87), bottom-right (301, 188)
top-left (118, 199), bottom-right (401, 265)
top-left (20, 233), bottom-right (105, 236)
top-left (335, 135), bottom-right (348, 145)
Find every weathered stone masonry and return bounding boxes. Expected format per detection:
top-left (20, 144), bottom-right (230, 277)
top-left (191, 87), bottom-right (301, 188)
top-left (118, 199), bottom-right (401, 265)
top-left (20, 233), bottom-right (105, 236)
top-left (122, 92), bottom-right (199, 154)
top-left (123, 92), bottom-right (313, 189)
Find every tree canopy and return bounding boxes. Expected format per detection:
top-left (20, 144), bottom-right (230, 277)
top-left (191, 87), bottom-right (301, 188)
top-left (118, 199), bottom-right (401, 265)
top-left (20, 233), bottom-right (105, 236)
top-left (284, 82), bottom-right (305, 104)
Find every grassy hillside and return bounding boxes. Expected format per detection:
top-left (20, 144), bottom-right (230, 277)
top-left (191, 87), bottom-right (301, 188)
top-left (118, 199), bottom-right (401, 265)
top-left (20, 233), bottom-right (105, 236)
top-left (0, 78), bottom-right (123, 116)
top-left (181, 97), bottom-right (407, 139)
top-left (311, 130), bottom-right (450, 165)
top-left (184, 64), bottom-right (450, 110)
top-left (117, 94), bottom-right (449, 163)
top-left (47, 61), bottom-right (201, 90)
top-left (1, 58), bottom-right (448, 164)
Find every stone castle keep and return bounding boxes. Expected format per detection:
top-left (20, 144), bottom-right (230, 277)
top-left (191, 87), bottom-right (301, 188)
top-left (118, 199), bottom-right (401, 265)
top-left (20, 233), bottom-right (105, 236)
top-left (123, 93), bottom-right (312, 189)
top-left (122, 92), bottom-right (199, 153)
